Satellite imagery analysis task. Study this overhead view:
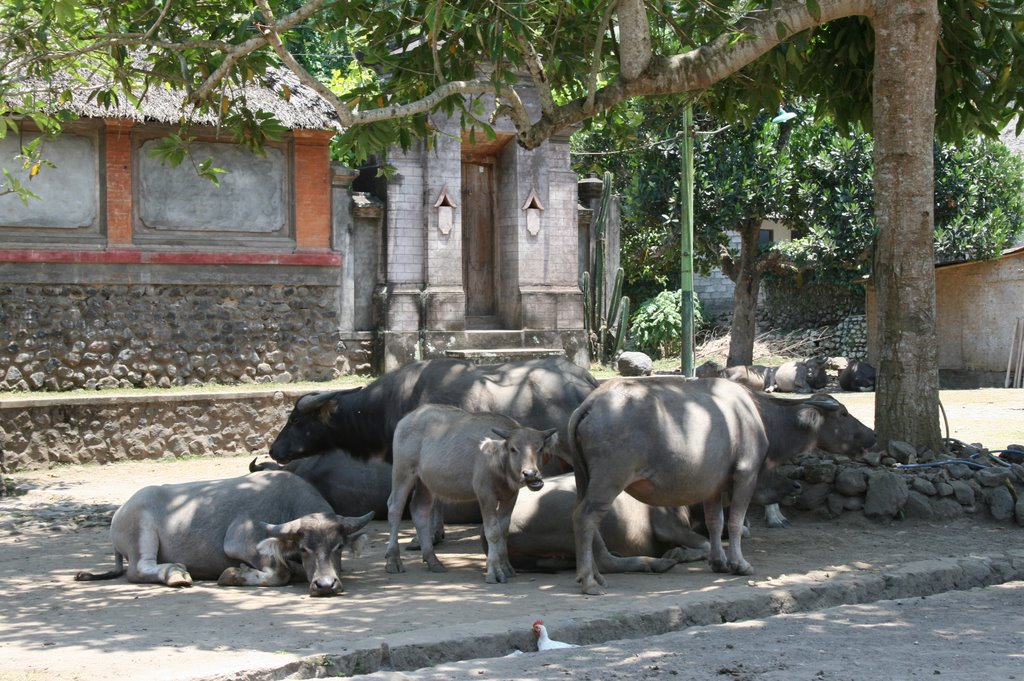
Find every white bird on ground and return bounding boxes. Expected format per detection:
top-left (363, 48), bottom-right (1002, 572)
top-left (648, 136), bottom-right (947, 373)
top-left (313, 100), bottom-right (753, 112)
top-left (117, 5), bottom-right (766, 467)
top-left (532, 619), bottom-right (578, 651)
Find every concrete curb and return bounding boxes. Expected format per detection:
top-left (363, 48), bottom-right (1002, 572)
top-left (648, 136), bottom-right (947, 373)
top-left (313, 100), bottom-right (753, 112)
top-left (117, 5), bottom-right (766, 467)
top-left (210, 550), bottom-right (1024, 680)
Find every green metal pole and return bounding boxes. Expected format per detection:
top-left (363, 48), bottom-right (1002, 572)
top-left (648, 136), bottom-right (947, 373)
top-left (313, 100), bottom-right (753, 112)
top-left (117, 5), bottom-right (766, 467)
top-left (680, 104), bottom-right (695, 377)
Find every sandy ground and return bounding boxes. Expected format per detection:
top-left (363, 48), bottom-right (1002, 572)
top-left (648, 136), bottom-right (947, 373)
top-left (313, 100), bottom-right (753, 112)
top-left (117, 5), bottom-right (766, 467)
top-left (1, 388), bottom-right (1022, 681)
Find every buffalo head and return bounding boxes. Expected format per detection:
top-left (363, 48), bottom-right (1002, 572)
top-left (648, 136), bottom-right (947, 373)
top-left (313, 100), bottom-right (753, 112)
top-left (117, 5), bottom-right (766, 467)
top-left (269, 388), bottom-right (360, 462)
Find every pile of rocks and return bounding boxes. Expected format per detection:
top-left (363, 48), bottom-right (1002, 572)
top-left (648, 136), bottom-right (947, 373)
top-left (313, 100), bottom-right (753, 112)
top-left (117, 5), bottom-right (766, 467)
top-left (780, 441), bottom-right (1024, 525)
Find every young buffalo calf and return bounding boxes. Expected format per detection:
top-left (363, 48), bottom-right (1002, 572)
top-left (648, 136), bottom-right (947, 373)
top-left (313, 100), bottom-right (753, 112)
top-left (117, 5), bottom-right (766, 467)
top-left (385, 405), bottom-right (556, 583)
top-left (76, 471), bottom-right (373, 596)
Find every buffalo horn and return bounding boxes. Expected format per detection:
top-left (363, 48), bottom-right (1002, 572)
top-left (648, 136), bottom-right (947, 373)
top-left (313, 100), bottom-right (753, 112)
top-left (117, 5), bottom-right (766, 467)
top-left (296, 391), bottom-right (337, 414)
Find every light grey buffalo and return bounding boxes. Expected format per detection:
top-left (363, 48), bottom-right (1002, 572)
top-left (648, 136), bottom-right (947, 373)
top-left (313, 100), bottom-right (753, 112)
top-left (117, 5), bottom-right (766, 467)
top-left (75, 471), bottom-right (374, 596)
top-left (499, 470), bottom-right (801, 573)
top-left (771, 356), bottom-right (830, 393)
top-left (570, 377), bottom-right (875, 595)
top-left (385, 404), bottom-right (556, 584)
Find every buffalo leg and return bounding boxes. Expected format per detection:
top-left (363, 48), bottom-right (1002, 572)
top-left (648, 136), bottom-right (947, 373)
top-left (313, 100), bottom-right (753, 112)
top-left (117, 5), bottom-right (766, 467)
top-left (572, 489), bottom-right (616, 595)
top-left (481, 492), bottom-right (516, 584)
top-left (593, 532), bottom-right (678, 574)
top-left (385, 474), bottom-right (420, 574)
top-left (408, 483), bottom-right (446, 572)
top-left (218, 537), bottom-right (291, 587)
top-left (703, 495), bottom-right (729, 573)
top-left (763, 502), bottom-right (789, 528)
top-left (125, 516), bottom-right (192, 587)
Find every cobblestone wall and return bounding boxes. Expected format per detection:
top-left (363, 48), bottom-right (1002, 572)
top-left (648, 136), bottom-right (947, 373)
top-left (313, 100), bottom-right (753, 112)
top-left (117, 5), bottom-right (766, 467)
top-left (0, 389), bottom-right (300, 471)
top-left (760, 279), bottom-right (865, 331)
top-left (0, 283), bottom-right (369, 392)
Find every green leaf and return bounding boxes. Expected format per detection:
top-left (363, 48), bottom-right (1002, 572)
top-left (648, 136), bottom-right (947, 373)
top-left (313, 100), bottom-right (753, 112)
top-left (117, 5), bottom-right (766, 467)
top-left (775, 21), bottom-right (789, 42)
top-left (806, 0), bottom-right (822, 22)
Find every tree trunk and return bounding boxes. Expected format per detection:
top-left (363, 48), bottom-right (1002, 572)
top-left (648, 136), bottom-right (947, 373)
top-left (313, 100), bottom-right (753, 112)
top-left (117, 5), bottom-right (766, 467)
top-left (870, 0), bottom-right (943, 451)
top-left (725, 219), bottom-right (763, 366)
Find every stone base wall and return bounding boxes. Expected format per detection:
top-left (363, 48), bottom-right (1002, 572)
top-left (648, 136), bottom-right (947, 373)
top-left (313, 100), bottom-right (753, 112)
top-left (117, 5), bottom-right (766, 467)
top-left (0, 389), bottom-right (304, 472)
top-left (0, 281), bottom-right (373, 392)
top-left (780, 445), bottom-right (1024, 526)
top-left (759, 279), bottom-right (865, 331)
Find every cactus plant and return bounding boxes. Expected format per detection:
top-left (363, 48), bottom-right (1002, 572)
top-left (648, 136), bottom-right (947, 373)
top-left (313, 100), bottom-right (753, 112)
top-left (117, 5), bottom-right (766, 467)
top-left (582, 172), bottom-right (630, 365)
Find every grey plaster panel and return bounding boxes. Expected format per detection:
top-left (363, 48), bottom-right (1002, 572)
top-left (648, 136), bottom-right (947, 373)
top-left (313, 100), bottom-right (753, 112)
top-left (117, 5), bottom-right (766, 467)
top-left (0, 133), bottom-right (98, 228)
top-left (138, 140), bottom-right (286, 233)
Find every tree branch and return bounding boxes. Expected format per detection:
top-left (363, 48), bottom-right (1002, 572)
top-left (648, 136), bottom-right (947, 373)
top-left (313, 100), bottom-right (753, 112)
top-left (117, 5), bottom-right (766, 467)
top-left (192, 0), bottom-right (332, 103)
top-left (524, 0), bottom-right (876, 148)
top-left (254, 0), bottom-right (356, 125)
top-left (585, 0), bottom-right (618, 116)
top-left (615, 0), bottom-right (653, 81)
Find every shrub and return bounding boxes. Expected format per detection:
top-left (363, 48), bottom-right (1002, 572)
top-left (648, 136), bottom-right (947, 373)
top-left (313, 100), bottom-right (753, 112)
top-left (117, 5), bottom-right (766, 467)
top-left (629, 289), bottom-right (706, 358)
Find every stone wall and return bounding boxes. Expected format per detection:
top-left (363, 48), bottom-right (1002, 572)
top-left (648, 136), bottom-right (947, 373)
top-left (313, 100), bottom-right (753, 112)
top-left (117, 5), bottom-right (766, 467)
top-left (0, 279), bottom-right (372, 391)
top-left (781, 444), bottom-right (1024, 526)
top-left (759, 278), bottom-right (865, 331)
top-left (0, 389), bottom-right (301, 472)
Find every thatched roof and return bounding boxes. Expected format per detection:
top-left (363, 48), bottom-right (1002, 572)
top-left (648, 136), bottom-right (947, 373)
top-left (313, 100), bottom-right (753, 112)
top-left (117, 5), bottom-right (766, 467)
top-left (15, 67), bottom-right (341, 131)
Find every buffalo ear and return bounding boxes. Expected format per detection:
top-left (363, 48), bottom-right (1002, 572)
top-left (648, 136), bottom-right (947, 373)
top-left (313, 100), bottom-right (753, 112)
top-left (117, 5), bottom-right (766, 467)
top-left (491, 428), bottom-right (511, 440)
top-left (795, 403), bottom-right (825, 431)
top-left (542, 428), bottom-right (558, 446)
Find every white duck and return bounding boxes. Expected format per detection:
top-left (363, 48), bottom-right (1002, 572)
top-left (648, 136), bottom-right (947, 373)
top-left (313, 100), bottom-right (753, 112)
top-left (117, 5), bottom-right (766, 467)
top-left (532, 620), bottom-right (578, 651)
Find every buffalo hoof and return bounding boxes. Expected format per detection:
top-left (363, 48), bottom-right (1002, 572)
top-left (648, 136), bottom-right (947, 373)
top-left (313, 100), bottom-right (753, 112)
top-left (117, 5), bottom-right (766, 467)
top-left (385, 560), bottom-right (405, 574)
top-left (579, 578), bottom-right (605, 596)
top-left (648, 558), bottom-right (677, 573)
top-left (485, 571), bottom-right (508, 584)
top-left (426, 560), bottom-right (448, 573)
top-left (729, 560), bottom-right (753, 575)
top-left (709, 558), bottom-right (730, 573)
top-left (165, 564), bottom-right (193, 587)
top-left (217, 567), bottom-right (243, 586)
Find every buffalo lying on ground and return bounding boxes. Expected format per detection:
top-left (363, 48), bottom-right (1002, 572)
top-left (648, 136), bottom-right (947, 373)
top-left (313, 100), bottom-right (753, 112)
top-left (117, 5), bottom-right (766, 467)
top-left (385, 405), bottom-right (556, 583)
top-left (496, 471), bottom-right (800, 573)
top-left (839, 360), bottom-right (876, 392)
top-left (771, 356), bottom-right (829, 393)
top-left (570, 377), bottom-right (875, 594)
top-left (75, 471), bottom-right (373, 596)
top-left (269, 357), bottom-right (597, 467)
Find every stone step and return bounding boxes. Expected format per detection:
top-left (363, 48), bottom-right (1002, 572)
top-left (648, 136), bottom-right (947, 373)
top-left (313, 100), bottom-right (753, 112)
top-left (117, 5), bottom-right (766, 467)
top-left (445, 347), bottom-right (566, 364)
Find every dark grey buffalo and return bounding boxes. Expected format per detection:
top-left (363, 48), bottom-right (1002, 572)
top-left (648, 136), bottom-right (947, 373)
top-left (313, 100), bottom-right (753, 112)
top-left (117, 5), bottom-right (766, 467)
top-left (75, 471), bottom-right (374, 596)
top-left (251, 450), bottom-right (393, 519)
top-left (385, 405), bottom-right (556, 583)
top-left (771, 356), bottom-right (829, 393)
top-left (839, 360), bottom-right (876, 392)
top-left (269, 357), bottom-right (597, 466)
top-left (570, 377), bottom-right (875, 594)
top-left (501, 471), bottom-right (800, 573)
top-left (249, 451), bottom-right (482, 524)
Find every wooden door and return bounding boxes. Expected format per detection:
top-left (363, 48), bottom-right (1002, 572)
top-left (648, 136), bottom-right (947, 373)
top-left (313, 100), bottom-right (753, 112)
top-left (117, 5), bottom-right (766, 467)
top-left (461, 161), bottom-right (496, 319)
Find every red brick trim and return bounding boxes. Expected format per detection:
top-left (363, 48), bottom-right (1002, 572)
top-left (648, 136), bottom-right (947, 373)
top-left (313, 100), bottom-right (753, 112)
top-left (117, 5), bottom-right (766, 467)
top-left (104, 119), bottom-right (135, 246)
top-left (0, 249), bottom-right (342, 267)
top-left (293, 130), bottom-right (334, 250)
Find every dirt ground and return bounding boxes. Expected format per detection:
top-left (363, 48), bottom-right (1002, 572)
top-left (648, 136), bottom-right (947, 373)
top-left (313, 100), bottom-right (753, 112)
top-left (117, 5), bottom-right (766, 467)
top-left (1, 388), bottom-right (1022, 681)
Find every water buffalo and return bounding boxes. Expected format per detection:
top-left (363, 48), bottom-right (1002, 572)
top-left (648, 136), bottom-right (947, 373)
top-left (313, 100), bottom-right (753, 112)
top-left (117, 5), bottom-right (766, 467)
top-left (497, 470), bottom-right (800, 573)
top-left (249, 450), bottom-right (483, 524)
top-left (385, 405), bottom-right (556, 584)
top-left (696, 361), bottom-right (778, 392)
top-left (570, 377), bottom-right (875, 594)
top-left (771, 357), bottom-right (829, 393)
top-left (839, 360), bottom-right (876, 392)
top-left (269, 357), bottom-right (597, 466)
top-left (75, 471), bottom-right (374, 596)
